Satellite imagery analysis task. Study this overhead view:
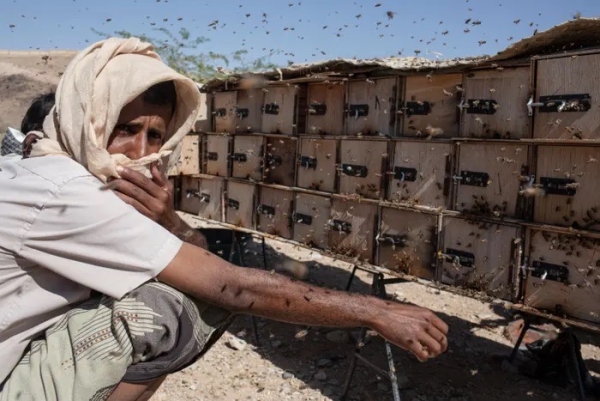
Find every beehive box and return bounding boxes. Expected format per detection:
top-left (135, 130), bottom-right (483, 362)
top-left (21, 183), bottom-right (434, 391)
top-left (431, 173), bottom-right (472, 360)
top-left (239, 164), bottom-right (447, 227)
top-left (533, 145), bottom-right (600, 231)
top-left (338, 139), bottom-right (389, 199)
top-left (524, 228), bottom-right (600, 323)
top-left (257, 186), bottom-right (293, 239)
top-left (194, 92), bottom-right (212, 133)
top-left (387, 140), bottom-right (453, 208)
top-left (225, 180), bottom-right (256, 228)
top-left (400, 73), bottom-right (462, 138)
top-left (296, 138), bottom-right (337, 192)
top-left (454, 142), bottom-right (530, 219)
top-left (305, 82), bottom-right (345, 136)
top-left (328, 198), bottom-right (378, 263)
top-left (345, 77), bottom-right (399, 136)
top-left (292, 193), bottom-right (331, 249)
top-left (203, 133), bottom-right (230, 177)
top-left (439, 216), bottom-right (521, 301)
top-left (261, 85), bottom-right (300, 135)
top-left (460, 66), bottom-right (531, 139)
top-left (532, 51), bottom-right (600, 140)
top-left (179, 175), bottom-right (224, 221)
top-left (263, 135), bottom-right (297, 186)
top-left (177, 133), bottom-right (202, 176)
top-left (212, 90), bottom-right (263, 134)
top-left (230, 134), bottom-right (264, 181)
top-left (377, 207), bottom-right (439, 280)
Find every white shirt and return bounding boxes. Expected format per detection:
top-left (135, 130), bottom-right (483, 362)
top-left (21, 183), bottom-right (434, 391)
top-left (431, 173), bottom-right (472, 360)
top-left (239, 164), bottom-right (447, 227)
top-left (0, 154), bottom-right (183, 383)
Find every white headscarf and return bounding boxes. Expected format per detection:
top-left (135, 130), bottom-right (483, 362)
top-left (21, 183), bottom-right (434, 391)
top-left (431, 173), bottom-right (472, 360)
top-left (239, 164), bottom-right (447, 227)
top-left (27, 37), bottom-right (200, 182)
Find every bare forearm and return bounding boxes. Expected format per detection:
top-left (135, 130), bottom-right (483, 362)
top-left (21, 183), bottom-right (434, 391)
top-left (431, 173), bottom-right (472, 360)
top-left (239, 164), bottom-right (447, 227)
top-left (169, 218), bottom-right (208, 249)
top-left (159, 243), bottom-right (385, 329)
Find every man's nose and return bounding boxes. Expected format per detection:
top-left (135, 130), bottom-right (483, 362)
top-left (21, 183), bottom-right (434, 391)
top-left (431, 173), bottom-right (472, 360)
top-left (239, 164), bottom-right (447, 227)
top-left (127, 132), bottom-right (151, 160)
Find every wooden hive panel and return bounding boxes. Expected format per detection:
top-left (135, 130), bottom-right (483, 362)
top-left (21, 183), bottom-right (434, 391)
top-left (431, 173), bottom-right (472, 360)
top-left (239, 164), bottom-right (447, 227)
top-left (230, 135), bottom-right (264, 181)
top-left (179, 176), bottom-right (223, 221)
top-left (261, 86), bottom-right (297, 135)
top-left (533, 146), bottom-right (600, 231)
top-left (292, 193), bottom-right (331, 249)
top-left (296, 138), bottom-right (337, 192)
top-left (234, 89), bottom-right (264, 134)
top-left (225, 180), bottom-right (256, 228)
top-left (439, 217), bottom-right (521, 301)
top-left (328, 198), bottom-right (377, 263)
top-left (524, 229), bottom-right (600, 323)
top-left (338, 139), bottom-right (389, 199)
top-left (305, 82), bottom-right (345, 136)
top-left (455, 143), bottom-right (529, 219)
top-left (204, 134), bottom-right (230, 177)
top-left (213, 91), bottom-right (237, 134)
top-left (193, 92), bottom-right (212, 133)
top-left (257, 186), bottom-right (293, 239)
top-left (460, 67), bottom-right (531, 139)
top-left (401, 73), bottom-right (462, 138)
top-left (263, 136), bottom-right (297, 186)
top-left (377, 208), bottom-right (438, 280)
top-left (387, 141), bottom-right (453, 208)
top-left (346, 77), bottom-right (398, 136)
top-left (533, 53), bottom-right (600, 140)
top-left (177, 134), bottom-right (201, 176)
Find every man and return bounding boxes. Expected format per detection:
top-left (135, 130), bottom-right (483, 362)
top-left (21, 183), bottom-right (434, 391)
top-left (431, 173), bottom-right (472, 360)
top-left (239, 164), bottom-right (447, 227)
top-left (0, 92), bottom-right (56, 156)
top-left (0, 37), bottom-right (448, 401)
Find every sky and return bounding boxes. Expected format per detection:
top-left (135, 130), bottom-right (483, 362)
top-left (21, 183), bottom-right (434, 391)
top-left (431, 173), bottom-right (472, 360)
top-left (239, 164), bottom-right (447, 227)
top-left (1, 0), bottom-right (599, 67)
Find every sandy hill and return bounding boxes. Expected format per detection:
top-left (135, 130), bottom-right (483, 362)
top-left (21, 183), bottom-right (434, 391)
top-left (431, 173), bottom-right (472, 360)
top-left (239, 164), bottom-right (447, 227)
top-left (0, 50), bottom-right (76, 138)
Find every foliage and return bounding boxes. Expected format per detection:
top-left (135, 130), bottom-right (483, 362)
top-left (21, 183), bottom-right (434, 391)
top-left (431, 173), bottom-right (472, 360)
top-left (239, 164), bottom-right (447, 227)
top-left (92, 27), bottom-right (279, 82)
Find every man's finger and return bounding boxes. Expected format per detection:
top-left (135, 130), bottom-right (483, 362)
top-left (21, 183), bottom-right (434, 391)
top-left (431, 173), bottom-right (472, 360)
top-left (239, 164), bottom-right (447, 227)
top-left (417, 332), bottom-right (443, 358)
top-left (150, 163), bottom-right (169, 188)
top-left (118, 166), bottom-right (165, 199)
top-left (424, 324), bottom-right (448, 354)
top-left (111, 179), bottom-right (161, 212)
top-left (407, 339), bottom-right (430, 362)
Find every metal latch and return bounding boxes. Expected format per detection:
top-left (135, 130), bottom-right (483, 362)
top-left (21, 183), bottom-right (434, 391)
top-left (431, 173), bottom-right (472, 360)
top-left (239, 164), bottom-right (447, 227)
top-left (185, 188), bottom-right (200, 199)
top-left (539, 177), bottom-right (577, 196)
top-left (235, 108), bottom-right (249, 119)
top-left (266, 154), bottom-right (283, 167)
top-left (263, 103), bottom-right (279, 115)
top-left (329, 219), bottom-right (352, 234)
top-left (346, 104), bottom-right (369, 118)
top-left (459, 99), bottom-right (498, 115)
top-left (539, 94), bottom-right (591, 113)
top-left (293, 213), bottom-right (313, 225)
top-left (198, 192), bottom-right (211, 203)
top-left (231, 153), bottom-right (248, 162)
top-left (227, 199), bottom-right (240, 210)
top-left (341, 164), bottom-right (368, 178)
top-left (308, 103), bottom-right (327, 115)
top-left (213, 108), bottom-right (227, 117)
top-left (299, 156), bottom-right (317, 169)
top-left (403, 101), bottom-right (431, 116)
top-left (442, 248), bottom-right (475, 268)
top-left (258, 204), bottom-right (276, 216)
top-left (392, 167), bottom-right (417, 182)
top-left (453, 171), bottom-right (490, 187)
top-left (531, 261), bottom-right (569, 284)
top-left (376, 233), bottom-right (408, 246)
top-left (207, 152), bottom-right (219, 161)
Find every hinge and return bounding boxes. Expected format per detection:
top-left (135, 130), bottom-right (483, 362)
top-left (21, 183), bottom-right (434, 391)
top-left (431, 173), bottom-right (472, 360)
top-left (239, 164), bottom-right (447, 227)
top-left (376, 233), bottom-right (408, 246)
top-left (299, 156), bottom-right (317, 169)
top-left (263, 103), bottom-right (279, 115)
top-left (234, 108), bottom-right (249, 119)
top-left (393, 167), bottom-right (417, 182)
top-left (227, 198), bottom-right (240, 210)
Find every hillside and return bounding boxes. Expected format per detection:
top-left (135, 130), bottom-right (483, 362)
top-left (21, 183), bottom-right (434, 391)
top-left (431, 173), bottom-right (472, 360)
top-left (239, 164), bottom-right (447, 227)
top-left (0, 50), bottom-right (76, 138)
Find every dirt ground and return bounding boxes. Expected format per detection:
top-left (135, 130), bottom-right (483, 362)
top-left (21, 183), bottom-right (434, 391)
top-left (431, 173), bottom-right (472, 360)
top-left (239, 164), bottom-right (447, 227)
top-left (152, 215), bottom-right (600, 401)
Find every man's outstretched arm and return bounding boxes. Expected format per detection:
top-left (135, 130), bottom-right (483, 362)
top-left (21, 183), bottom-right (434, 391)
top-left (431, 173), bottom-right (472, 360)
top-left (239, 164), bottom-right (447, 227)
top-left (158, 242), bottom-right (449, 362)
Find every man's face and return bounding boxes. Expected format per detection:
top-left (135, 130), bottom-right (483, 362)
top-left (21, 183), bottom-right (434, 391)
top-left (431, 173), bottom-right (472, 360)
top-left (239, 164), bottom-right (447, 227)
top-left (107, 94), bottom-right (173, 160)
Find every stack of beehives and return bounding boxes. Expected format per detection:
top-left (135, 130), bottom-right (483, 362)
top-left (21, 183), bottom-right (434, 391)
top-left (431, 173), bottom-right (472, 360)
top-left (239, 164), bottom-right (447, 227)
top-left (170, 19), bottom-right (600, 325)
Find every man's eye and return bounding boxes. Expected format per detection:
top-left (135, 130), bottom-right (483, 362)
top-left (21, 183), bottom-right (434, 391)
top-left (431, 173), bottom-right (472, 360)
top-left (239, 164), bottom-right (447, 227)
top-left (115, 124), bottom-right (134, 134)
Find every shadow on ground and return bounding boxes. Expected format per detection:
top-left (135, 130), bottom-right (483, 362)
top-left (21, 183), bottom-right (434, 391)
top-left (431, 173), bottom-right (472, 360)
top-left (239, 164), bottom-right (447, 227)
top-left (208, 236), bottom-right (591, 401)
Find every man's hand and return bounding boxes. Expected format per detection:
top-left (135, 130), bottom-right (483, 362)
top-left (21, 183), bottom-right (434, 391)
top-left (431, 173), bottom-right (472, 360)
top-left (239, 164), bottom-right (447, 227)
top-left (109, 164), bottom-right (208, 249)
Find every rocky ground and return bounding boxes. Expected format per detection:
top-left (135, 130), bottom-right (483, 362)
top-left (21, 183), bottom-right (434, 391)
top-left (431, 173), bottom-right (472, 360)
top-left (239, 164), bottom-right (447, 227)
top-left (154, 218), bottom-right (600, 401)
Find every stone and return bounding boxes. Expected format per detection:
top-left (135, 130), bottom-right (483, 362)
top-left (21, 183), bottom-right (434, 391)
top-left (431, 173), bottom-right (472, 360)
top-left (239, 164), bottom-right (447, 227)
top-left (323, 387), bottom-right (334, 396)
top-left (282, 372), bottom-right (293, 380)
top-left (317, 358), bottom-right (332, 368)
top-left (314, 370), bottom-right (327, 381)
top-left (271, 340), bottom-right (282, 348)
top-left (326, 330), bottom-right (350, 343)
top-left (226, 337), bottom-right (247, 351)
top-left (328, 379), bottom-right (340, 386)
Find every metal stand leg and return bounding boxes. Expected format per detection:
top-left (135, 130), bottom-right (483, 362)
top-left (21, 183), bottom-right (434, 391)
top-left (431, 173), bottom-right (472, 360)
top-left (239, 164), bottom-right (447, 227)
top-left (567, 331), bottom-right (587, 401)
top-left (508, 318), bottom-right (531, 362)
top-left (345, 265), bottom-right (358, 291)
top-left (341, 271), bottom-right (402, 401)
top-left (261, 236), bottom-right (268, 270)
